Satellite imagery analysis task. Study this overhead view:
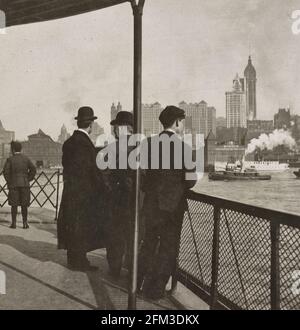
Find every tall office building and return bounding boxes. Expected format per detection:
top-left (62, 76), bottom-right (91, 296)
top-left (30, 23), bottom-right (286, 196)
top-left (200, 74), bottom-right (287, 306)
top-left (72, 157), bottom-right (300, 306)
top-left (226, 74), bottom-right (247, 128)
top-left (244, 56), bottom-right (257, 120)
top-left (142, 102), bottom-right (163, 136)
top-left (274, 108), bottom-right (291, 129)
top-left (179, 100), bottom-right (216, 138)
top-left (57, 124), bottom-right (70, 144)
top-left (110, 102), bottom-right (118, 121)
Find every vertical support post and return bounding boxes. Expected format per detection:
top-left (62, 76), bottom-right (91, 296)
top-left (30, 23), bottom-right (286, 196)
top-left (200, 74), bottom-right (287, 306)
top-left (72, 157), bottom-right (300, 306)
top-left (210, 206), bottom-right (221, 309)
top-left (55, 170), bottom-right (60, 221)
top-left (171, 265), bottom-right (178, 293)
top-left (270, 222), bottom-right (280, 310)
top-left (128, 0), bottom-right (145, 310)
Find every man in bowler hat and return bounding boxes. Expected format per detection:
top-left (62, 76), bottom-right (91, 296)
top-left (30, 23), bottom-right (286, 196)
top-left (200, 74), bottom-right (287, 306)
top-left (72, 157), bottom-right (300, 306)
top-left (57, 106), bottom-right (104, 271)
top-left (138, 105), bottom-right (197, 299)
top-left (102, 111), bottom-right (136, 278)
top-left (3, 141), bottom-right (36, 229)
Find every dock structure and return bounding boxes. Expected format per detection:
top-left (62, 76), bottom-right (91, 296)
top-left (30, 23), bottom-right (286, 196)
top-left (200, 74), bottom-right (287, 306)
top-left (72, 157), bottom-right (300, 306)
top-left (0, 207), bottom-right (206, 310)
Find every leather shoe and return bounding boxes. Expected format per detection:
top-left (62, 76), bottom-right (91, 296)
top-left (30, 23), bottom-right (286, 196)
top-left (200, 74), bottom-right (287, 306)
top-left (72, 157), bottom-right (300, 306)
top-left (144, 289), bottom-right (166, 300)
top-left (10, 224), bottom-right (16, 229)
top-left (23, 223), bottom-right (29, 229)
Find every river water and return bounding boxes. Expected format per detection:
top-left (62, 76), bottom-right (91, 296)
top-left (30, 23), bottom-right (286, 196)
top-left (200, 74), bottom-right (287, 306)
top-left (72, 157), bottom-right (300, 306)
top-left (193, 169), bottom-right (300, 215)
top-left (0, 169), bottom-right (299, 216)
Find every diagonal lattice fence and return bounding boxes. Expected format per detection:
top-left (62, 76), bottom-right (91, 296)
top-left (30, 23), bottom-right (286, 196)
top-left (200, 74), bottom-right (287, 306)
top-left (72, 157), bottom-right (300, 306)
top-left (0, 170), bottom-right (62, 219)
top-left (175, 191), bottom-right (300, 310)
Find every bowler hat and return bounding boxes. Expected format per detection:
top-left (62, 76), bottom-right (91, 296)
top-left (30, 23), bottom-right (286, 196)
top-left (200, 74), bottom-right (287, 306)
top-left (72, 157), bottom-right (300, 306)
top-left (11, 141), bottom-right (22, 152)
top-left (74, 106), bottom-right (97, 121)
top-left (159, 105), bottom-right (185, 127)
top-left (110, 111), bottom-right (133, 126)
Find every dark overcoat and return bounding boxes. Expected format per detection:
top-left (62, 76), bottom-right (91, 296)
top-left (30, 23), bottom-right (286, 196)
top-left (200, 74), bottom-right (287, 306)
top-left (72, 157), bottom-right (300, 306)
top-left (3, 153), bottom-right (36, 206)
top-left (141, 131), bottom-right (197, 228)
top-left (3, 153), bottom-right (36, 188)
top-left (101, 137), bottom-right (136, 235)
top-left (57, 130), bottom-right (105, 252)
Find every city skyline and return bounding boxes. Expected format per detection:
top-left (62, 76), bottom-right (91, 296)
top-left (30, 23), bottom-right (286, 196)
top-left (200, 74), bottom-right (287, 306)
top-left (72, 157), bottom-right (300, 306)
top-left (0, 0), bottom-right (299, 139)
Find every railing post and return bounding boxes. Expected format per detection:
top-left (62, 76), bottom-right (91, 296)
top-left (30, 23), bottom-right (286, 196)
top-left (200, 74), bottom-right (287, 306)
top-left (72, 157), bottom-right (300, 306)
top-left (54, 170), bottom-right (61, 221)
top-left (270, 222), bottom-right (280, 310)
top-left (210, 206), bottom-right (221, 309)
top-left (128, 0), bottom-right (145, 311)
top-left (171, 258), bottom-right (178, 294)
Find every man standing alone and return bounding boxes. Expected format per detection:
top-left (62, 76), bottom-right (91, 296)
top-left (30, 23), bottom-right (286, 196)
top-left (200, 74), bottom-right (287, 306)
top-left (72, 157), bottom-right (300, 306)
top-left (3, 141), bottom-right (36, 229)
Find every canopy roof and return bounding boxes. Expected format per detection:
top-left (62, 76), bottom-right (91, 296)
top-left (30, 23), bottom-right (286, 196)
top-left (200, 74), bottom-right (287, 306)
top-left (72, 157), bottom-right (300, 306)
top-left (0, 0), bottom-right (129, 27)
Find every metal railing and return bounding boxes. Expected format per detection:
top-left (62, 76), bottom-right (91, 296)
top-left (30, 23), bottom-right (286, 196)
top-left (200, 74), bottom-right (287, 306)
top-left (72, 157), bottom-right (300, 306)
top-left (174, 191), bottom-right (300, 310)
top-left (0, 170), bottom-right (62, 220)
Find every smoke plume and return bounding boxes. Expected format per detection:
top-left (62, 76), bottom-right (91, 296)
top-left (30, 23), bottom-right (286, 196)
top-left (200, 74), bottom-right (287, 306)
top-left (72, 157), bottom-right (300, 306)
top-left (245, 129), bottom-right (296, 155)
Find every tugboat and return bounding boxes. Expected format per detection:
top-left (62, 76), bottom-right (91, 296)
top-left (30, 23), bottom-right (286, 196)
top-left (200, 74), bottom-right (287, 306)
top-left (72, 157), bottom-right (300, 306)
top-left (209, 162), bottom-right (271, 181)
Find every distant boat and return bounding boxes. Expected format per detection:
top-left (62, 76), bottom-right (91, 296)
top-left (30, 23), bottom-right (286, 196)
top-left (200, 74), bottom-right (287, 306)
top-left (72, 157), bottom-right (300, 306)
top-left (215, 161), bottom-right (288, 172)
top-left (209, 166), bottom-right (271, 181)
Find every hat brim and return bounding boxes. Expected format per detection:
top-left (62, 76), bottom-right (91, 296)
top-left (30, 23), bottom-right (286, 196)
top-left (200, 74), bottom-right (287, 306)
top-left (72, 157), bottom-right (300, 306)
top-left (110, 120), bottom-right (133, 126)
top-left (75, 116), bottom-right (97, 121)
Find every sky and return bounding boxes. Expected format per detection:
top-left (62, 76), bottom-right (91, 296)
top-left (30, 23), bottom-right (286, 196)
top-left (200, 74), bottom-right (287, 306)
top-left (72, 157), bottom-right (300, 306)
top-left (0, 0), bottom-right (300, 140)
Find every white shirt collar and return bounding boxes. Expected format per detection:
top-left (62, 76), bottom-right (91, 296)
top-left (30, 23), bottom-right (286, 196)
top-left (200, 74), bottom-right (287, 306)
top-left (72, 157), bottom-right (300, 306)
top-left (77, 129), bottom-right (90, 138)
top-left (165, 128), bottom-right (176, 134)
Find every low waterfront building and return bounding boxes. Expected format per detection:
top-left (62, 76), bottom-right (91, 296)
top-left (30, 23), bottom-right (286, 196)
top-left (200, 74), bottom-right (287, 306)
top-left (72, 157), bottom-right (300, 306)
top-left (247, 119), bottom-right (273, 133)
top-left (21, 129), bottom-right (62, 168)
top-left (216, 127), bottom-right (247, 145)
top-left (0, 120), bottom-right (15, 168)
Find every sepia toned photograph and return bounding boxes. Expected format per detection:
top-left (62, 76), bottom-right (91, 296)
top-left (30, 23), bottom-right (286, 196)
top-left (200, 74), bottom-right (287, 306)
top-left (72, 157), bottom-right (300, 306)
top-left (0, 0), bottom-right (299, 314)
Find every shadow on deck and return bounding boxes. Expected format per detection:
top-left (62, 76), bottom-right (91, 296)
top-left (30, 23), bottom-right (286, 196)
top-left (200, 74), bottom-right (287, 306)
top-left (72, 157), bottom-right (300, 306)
top-left (0, 208), bottom-right (206, 310)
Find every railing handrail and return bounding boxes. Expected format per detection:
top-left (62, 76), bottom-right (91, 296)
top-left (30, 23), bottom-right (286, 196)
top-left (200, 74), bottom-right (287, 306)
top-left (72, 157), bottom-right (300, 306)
top-left (187, 190), bottom-right (300, 229)
top-left (176, 190), bottom-right (300, 310)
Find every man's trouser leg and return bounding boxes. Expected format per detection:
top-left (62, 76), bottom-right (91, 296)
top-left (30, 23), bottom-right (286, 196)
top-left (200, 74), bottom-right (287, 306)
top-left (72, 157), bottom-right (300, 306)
top-left (11, 206), bottom-right (17, 228)
top-left (150, 214), bottom-right (184, 296)
top-left (106, 222), bottom-right (126, 277)
top-left (21, 206), bottom-right (29, 228)
top-left (67, 248), bottom-right (87, 267)
top-left (137, 224), bottom-right (160, 291)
